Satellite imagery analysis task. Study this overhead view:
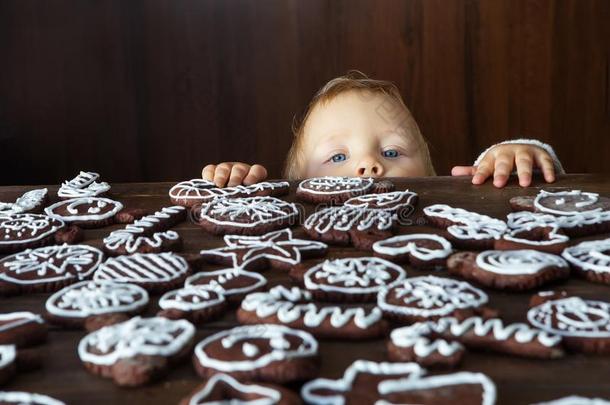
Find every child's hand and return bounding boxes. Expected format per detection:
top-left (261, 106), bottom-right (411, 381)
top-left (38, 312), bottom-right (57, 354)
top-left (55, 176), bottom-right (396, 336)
top-left (201, 162), bottom-right (268, 187)
top-left (451, 144), bottom-right (556, 188)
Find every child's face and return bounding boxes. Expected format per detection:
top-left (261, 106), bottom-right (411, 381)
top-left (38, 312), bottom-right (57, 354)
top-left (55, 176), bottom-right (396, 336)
top-left (300, 90), bottom-right (429, 178)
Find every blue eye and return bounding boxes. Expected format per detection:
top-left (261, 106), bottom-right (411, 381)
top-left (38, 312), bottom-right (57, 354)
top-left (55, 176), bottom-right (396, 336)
top-left (383, 149), bottom-right (399, 158)
top-left (330, 153), bottom-right (347, 163)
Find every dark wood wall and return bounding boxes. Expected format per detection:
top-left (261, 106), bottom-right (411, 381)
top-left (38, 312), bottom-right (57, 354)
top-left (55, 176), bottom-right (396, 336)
top-left (0, 0), bottom-right (608, 185)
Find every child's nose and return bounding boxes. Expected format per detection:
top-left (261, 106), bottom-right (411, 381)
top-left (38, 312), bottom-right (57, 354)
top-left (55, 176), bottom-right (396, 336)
top-left (356, 159), bottom-right (384, 177)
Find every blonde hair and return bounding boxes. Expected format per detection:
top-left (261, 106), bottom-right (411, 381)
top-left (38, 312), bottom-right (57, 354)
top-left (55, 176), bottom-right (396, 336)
top-left (283, 70), bottom-right (435, 179)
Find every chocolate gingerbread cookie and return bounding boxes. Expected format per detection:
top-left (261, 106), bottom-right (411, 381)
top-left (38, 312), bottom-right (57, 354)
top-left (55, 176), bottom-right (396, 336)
top-left (193, 324), bottom-right (319, 383)
top-left (296, 176), bottom-right (378, 204)
top-left (0, 312), bottom-right (47, 348)
top-left (169, 179), bottom-right (290, 207)
top-left (378, 275), bottom-right (489, 323)
top-left (0, 244), bottom-right (104, 296)
top-left (185, 268), bottom-right (267, 305)
top-left (372, 233), bottom-right (453, 268)
top-left (0, 189), bottom-right (48, 216)
top-left (497, 211), bottom-right (569, 254)
top-left (561, 238), bottom-right (610, 285)
top-left (157, 286), bottom-right (227, 324)
top-left (0, 214), bottom-right (65, 254)
top-left (44, 197), bottom-right (123, 228)
top-left (303, 206), bottom-right (395, 250)
top-left (302, 257), bottom-right (406, 303)
top-left (78, 316), bottom-right (195, 387)
top-left (103, 206), bottom-right (186, 256)
top-left (197, 196), bottom-right (299, 236)
top-left (45, 280), bottom-right (149, 330)
top-left (447, 250), bottom-right (570, 291)
top-left (344, 189), bottom-right (417, 213)
top-left (179, 373), bottom-right (301, 405)
top-left (58, 171), bottom-right (110, 199)
top-left (238, 285), bottom-right (388, 339)
top-left (200, 228), bottom-right (327, 271)
top-left (93, 252), bottom-right (190, 293)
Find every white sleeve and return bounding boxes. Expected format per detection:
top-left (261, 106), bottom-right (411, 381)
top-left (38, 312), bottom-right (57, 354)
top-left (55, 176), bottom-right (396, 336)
top-left (473, 138), bottom-right (565, 174)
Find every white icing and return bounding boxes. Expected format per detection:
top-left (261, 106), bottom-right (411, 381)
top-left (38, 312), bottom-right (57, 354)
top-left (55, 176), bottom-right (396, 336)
top-left (103, 206), bottom-right (185, 253)
top-left (0, 213), bottom-right (64, 245)
top-left (169, 180), bottom-right (289, 202)
top-left (562, 238), bottom-right (610, 274)
top-left (378, 275), bottom-right (488, 318)
top-left (528, 297), bottom-right (610, 337)
top-left (58, 171), bottom-right (110, 198)
top-left (187, 373), bottom-right (283, 405)
top-left (304, 257), bottom-right (406, 296)
top-left (532, 396), bottom-right (610, 405)
top-left (0, 244), bottom-right (103, 285)
top-left (475, 250), bottom-right (569, 275)
top-left (241, 286), bottom-right (384, 329)
top-left (297, 176), bottom-right (374, 196)
top-left (94, 252), bottom-right (189, 284)
top-left (199, 197), bottom-right (299, 228)
top-left (0, 312), bottom-right (45, 333)
top-left (200, 228), bottom-right (327, 270)
top-left (423, 204), bottom-right (507, 240)
top-left (303, 206), bottom-right (394, 234)
top-left (377, 372), bottom-right (496, 405)
top-left (0, 189), bottom-right (48, 215)
top-left (0, 391), bottom-right (65, 405)
top-left (0, 344), bottom-right (16, 369)
top-left (301, 359), bottom-right (425, 405)
top-left (194, 324), bottom-right (318, 372)
top-left (159, 286), bottom-right (225, 312)
top-left (45, 197), bottom-right (123, 222)
top-left (534, 190), bottom-right (602, 216)
top-left (78, 316), bottom-right (195, 366)
top-left (344, 190), bottom-right (417, 212)
top-left (186, 268), bottom-right (267, 298)
top-left (45, 280), bottom-right (149, 318)
top-left (372, 233), bottom-right (453, 261)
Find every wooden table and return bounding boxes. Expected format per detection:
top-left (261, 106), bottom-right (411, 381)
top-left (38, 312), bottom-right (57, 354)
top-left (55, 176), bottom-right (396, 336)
top-left (1, 174), bottom-right (610, 405)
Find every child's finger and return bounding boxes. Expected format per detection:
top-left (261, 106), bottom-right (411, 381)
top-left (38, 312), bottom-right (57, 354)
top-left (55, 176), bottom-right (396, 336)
top-left (492, 153), bottom-right (514, 188)
top-left (213, 163), bottom-right (232, 187)
top-left (534, 151), bottom-right (556, 183)
top-left (201, 165), bottom-right (216, 181)
top-left (472, 156), bottom-right (494, 185)
top-left (515, 152), bottom-right (534, 187)
top-left (227, 164), bottom-right (249, 187)
top-left (451, 166), bottom-right (476, 176)
top-left (243, 164), bottom-right (268, 185)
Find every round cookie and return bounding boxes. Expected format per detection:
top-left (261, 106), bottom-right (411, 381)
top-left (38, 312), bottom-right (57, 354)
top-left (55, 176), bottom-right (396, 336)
top-left (58, 171), bottom-right (110, 199)
top-left (197, 196), bottom-right (299, 236)
top-left (511, 190), bottom-right (610, 215)
top-left (296, 176), bottom-right (376, 204)
top-left (344, 189), bottom-right (418, 214)
top-left (0, 244), bottom-right (104, 296)
top-left (0, 312), bottom-right (47, 348)
top-left (0, 213), bottom-right (65, 254)
top-left (0, 391), bottom-right (65, 405)
top-left (169, 179), bottom-right (290, 207)
top-left (447, 250), bottom-right (570, 291)
top-left (238, 285), bottom-right (388, 339)
top-left (423, 204), bottom-right (507, 250)
top-left (199, 228), bottom-right (327, 271)
top-left (157, 286), bottom-right (227, 324)
top-left (44, 197), bottom-right (123, 228)
top-left (527, 296), bottom-right (610, 353)
top-left (93, 252), bottom-right (190, 293)
top-left (303, 257), bottom-right (406, 303)
top-left (497, 211), bottom-right (569, 254)
top-left (561, 238), bottom-right (610, 285)
top-left (45, 280), bottom-right (149, 330)
top-left (303, 206), bottom-right (395, 250)
top-left (193, 324), bottom-right (319, 383)
top-left (185, 268), bottom-right (267, 304)
top-left (0, 189), bottom-right (48, 216)
top-left (179, 373), bottom-right (301, 405)
top-left (372, 233), bottom-right (453, 268)
top-left (78, 316), bottom-right (195, 387)
top-left (377, 275), bottom-right (489, 323)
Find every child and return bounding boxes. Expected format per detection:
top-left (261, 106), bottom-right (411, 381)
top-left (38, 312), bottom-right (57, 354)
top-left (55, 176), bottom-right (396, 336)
top-left (201, 71), bottom-right (563, 188)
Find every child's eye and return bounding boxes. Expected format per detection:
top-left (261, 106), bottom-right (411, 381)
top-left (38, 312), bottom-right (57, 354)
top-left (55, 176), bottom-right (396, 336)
top-left (330, 153), bottom-right (347, 163)
top-left (382, 149), bottom-right (400, 158)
